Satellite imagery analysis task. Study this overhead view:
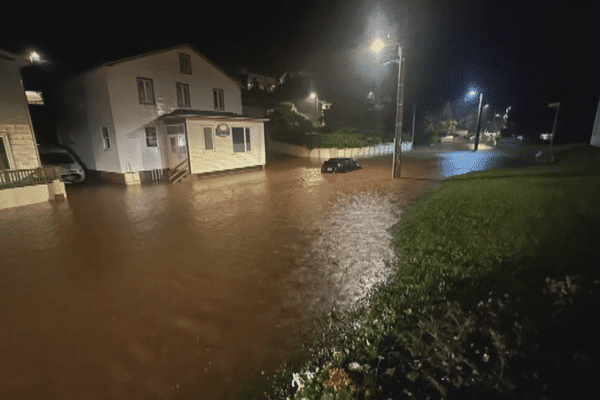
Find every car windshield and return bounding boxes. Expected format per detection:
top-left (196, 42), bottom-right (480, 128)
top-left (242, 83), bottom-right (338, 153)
top-left (40, 152), bottom-right (74, 165)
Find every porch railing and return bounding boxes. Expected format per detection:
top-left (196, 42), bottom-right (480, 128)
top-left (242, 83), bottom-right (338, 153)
top-left (0, 166), bottom-right (62, 190)
top-left (169, 158), bottom-right (190, 183)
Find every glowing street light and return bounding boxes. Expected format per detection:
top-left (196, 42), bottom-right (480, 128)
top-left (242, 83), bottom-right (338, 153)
top-left (371, 37), bottom-right (405, 179)
top-left (371, 38), bottom-right (385, 54)
top-left (467, 88), bottom-right (484, 151)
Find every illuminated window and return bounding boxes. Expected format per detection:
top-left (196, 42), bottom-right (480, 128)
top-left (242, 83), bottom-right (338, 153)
top-left (179, 53), bottom-right (191, 74)
top-left (137, 77), bottom-right (154, 104)
top-left (102, 127), bottom-right (110, 149)
top-left (213, 89), bottom-right (224, 110)
top-left (145, 127), bottom-right (158, 147)
top-left (232, 127), bottom-right (251, 152)
top-left (176, 83), bottom-right (190, 107)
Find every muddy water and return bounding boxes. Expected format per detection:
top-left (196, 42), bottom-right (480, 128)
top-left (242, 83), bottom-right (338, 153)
top-left (0, 153), bottom-right (452, 399)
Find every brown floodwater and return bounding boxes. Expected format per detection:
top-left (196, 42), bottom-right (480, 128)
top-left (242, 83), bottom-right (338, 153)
top-left (1, 148), bottom-right (510, 399)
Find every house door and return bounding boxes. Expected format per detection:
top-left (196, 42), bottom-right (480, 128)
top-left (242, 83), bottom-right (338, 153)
top-left (166, 124), bottom-right (187, 168)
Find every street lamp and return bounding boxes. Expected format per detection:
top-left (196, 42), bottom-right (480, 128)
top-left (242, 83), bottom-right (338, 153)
top-left (309, 92), bottom-right (320, 125)
top-left (468, 89), bottom-right (484, 151)
top-left (548, 102), bottom-right (560, 149)
top-left (372, 38), bottom-right (405, 179)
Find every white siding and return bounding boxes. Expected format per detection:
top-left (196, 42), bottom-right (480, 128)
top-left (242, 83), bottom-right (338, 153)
top-left (55, 68), bottom-right (120, 172)
top-left (105, 45), bottom-right (242, 173)
top-left (0, 58), bottom-right (30, 125)
top-left (0, 54), bottom-right (41, 170)
top-left (187, 120), bottom-right (265, 174)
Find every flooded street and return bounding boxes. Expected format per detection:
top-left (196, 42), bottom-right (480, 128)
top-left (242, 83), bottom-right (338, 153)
top-left (0, 148), bottom-right (511, 399)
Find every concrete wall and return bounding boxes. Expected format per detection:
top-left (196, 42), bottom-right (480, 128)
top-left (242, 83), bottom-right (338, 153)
top-left (267, 140), bottom-right (411, 159)
top-left (187, 119), bottom-right (266, 174)
top-left (0, 179), bottom-right (66, 210)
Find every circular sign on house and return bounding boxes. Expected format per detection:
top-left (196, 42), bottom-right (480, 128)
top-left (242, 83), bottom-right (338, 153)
top-left (216, 123), bottom-right (230, 137)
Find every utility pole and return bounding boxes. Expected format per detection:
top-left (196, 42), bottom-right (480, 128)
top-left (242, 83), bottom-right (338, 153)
top-left (474, 92), bottom-right (483, 151)
top-left (392, 45), bottom-right (405, 179)
top-left (548, 102), bottom-right (560, 149)
top-left (411, 104), bottom-right (416, 144)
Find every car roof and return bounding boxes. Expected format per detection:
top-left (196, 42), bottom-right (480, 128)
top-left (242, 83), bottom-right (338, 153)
top-left (325, 158), bottom-right (355, 162)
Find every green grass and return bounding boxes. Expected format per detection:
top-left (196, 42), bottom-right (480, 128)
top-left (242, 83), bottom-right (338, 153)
top-left (272, 144), bottom-right (600, 399)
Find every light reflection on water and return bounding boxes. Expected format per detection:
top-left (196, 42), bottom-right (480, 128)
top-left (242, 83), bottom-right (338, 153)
top-left (0, 155), bottom-right (441, 399)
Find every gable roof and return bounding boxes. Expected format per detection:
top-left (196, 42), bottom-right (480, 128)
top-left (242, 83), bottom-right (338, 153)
top-left (100, 44), bottom-right (242, 89)
top-left (0, 48), bottom-right (29, 67)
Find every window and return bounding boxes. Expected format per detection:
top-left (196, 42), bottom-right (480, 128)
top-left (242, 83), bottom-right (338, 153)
top-left (145, 127), bottom-right (158, 147)
top-left (203, 127), bottom-right (214, 150)
top-left (245, 128), bottom-right (251, 151)
top-left (179, 53), bottom-right (191, 74)
top-left (176, 83), bottom-right (190, 107)
top-left (0, 136), bottom-right (11, 170)
top-left (232, 127), bottom-right (251, 152)
top-left (213, 89), bottom-right (224, 110)
top-left (137, 77), bottom-right (155, 104)
top-left (102, 127), bottom-right (110, 149)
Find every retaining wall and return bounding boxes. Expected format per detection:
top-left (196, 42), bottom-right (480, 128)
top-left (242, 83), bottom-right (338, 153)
top-left (268, 141), bottom-right (412, 160)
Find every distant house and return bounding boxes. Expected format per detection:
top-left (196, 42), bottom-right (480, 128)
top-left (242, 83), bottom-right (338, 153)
top-left (591, 98), bottom-right (600, 147)
top-left (240, 70), bottom-right (331, 126)
top-left (53, 44), bottom-right (267, 184)
top-left (1, 48), bottom-right (65, 210)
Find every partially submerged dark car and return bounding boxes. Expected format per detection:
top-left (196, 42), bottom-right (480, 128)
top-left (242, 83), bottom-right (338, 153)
top-left (321, 158), bottom-right (361, 173)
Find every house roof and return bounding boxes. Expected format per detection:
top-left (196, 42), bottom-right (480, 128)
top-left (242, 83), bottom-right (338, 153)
top-left (100, 44), bottom-right (243, 89)
top-left (0, 48), bottom-right (29, 66)
top-left (160, 109), bottom-right (269, 122)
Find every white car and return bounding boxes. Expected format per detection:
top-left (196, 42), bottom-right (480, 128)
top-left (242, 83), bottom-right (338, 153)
top-left (38, 145), bottom-right (86, 183)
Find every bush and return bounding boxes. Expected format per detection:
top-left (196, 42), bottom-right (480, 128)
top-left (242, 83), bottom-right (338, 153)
top-left (314, 128), bottom-right (382, 149)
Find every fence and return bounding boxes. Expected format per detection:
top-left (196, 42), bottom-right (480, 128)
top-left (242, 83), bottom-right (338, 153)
top-left (0, 167), bottom-right (61, 190)
top-left (268, 140), bottom-right (412, 160)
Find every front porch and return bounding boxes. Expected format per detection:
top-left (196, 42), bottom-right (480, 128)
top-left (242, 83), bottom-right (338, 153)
top-left (0, 166), bottom-right (67, 210)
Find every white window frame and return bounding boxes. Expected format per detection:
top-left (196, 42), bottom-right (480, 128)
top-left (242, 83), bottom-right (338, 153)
top-left (231, 127), bottom-right (251, 153)
top-left (202, 126), bottom-right (215, 151)
top-left (0, 134), bottom-right (14, 170)
top-left (213, 88), bottom-right (224, 110)
top-left (145, 127), bottom-right (158, 148)
top-left (137, 77), bottom-right (155, 105)
top-left (176, 83), bottom-right (191, 107)
top-left (179, 53), bottom-right (192, 74)
top-left (101, 127), bottom-right (111, 150)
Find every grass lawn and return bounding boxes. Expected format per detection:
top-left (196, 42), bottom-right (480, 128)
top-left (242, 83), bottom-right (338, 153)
top-left (272, 144), bottom-right (600, 400)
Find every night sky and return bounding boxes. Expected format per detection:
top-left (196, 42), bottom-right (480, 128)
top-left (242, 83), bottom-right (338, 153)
top-left (3, 0), bottom-right (599, 142)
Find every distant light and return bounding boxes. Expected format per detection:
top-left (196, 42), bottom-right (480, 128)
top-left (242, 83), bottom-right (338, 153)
top-left (25, 91), bottom-right (44, 105)
top-left (469, 90), bottom-right (477, 97)
top-left (29, 51), bottom-right (41, 63)
top-left (371, 38), bottom-right (385, 54)
top-left (309, 92), bottom-right (317, 100)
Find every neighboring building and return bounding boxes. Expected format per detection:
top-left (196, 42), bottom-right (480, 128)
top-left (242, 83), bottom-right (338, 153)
top-left (53, 44), bottom-right (267, 184)
top-left (591, 98), bottom-right (600, 147)
top-left (0, 48), bottom-right (41, 171)
top-left (1, 48), bottom-right (65, 210)
top-left (240, 70), bottom-right (331, 126)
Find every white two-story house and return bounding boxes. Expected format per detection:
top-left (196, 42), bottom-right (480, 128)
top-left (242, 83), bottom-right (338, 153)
top-left (54, 44), bottom-right (267, 184)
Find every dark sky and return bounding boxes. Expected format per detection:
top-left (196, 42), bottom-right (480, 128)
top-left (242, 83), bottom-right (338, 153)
top-left (3, 0), bottom-right (599, 141)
